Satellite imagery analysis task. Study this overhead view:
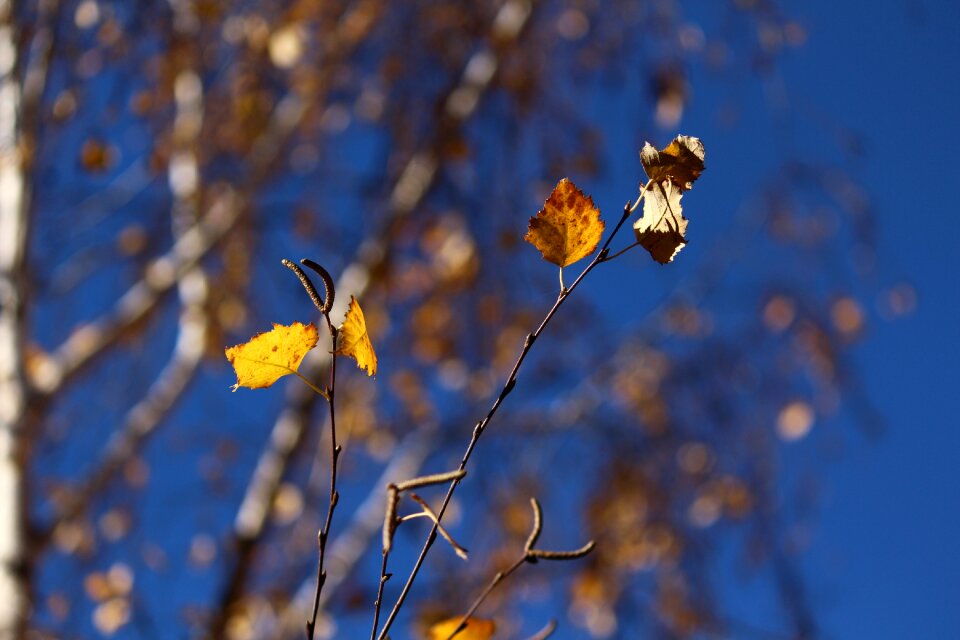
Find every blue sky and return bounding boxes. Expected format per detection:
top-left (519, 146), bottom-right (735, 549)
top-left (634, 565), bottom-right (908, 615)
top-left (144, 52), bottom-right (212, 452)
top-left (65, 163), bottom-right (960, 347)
top-left (575, 1), bottom-right (960, 636)
top-left (773, 1), bottom-right (960, 637)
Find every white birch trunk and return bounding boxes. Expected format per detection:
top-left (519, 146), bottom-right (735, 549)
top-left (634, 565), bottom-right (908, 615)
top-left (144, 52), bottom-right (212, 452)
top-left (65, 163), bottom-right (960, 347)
top-left (0, 0), bottom-right (29, 635)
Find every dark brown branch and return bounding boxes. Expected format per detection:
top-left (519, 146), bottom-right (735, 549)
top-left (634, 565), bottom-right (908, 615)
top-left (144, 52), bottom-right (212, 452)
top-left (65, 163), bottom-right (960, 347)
top-left (447, 555), bottom-right (528, 640)
top-left (306, 312), bottom-right (339, 640)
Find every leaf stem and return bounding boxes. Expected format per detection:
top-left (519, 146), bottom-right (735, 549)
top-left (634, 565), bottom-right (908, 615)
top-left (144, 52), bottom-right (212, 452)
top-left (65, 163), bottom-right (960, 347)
top-left (294, 372), bottom-right (330, 400)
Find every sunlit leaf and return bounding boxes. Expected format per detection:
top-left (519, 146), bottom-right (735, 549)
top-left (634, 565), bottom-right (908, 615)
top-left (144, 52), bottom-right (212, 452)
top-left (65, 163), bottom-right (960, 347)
top-left (639, 135), bottom-right (705, 191)
top-left (427, 616), bottom-right (496, 640)
top-left (337, 296), bottom-right (377, 376)
top-left (524, 178), bottom-right (604, 267)
top-left (225, 322), bottom-right (319, 390)
top-left (634, 180), bottom-right (689, 264)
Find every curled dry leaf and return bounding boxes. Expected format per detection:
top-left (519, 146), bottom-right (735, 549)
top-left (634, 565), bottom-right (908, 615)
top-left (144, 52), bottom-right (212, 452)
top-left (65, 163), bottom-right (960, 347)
top-left (427, 616), bottom-right (496, 640)
top-left (635, 135), bottom-right (705, 264)
top-left (634, 180), bottom-right (689, 264)
top-left (225, 322), bottom-right (319, 391)
top-left (525, 178), bottom-right (604, 267)
top-left (639, 135), bottom-right (705, 191)
top-left (337, 296), bottom-right (377, 376)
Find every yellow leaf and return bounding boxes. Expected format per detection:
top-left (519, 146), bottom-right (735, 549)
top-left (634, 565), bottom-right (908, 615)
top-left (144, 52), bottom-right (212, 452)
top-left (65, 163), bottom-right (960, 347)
top-left (427, 616), bottom-right (496, 640)
top-left (337, 296), bottom-right (377, 376)
top-left (524, 178), bottom-right (605, 267)
top-left (634, 179), bottom-right (689, 264)
top-left (225, 322), bottom-right (319, 391)
top-left (640, 135), bottom-right (705, 191)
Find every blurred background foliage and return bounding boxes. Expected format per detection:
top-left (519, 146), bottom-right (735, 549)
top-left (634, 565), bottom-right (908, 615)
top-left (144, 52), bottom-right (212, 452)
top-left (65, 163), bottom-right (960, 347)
top-left (1, 0), bottom-right (915, 638)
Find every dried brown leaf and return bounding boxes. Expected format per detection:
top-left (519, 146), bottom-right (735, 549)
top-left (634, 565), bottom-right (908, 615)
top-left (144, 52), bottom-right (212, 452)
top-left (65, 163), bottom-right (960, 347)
top-left (524, 178), bottom-right (604, 267)
top-left (640, 135), bottom-right (705, 191)
top-left (634, 180), bottom-right (689, 264)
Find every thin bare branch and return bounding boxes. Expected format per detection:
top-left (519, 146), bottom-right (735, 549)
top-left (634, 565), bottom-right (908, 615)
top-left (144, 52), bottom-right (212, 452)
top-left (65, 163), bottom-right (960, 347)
top-left (263, 428), bottom-right (435, 638)
top-left (524, 498), bottom-right (543, 553)
top-left (407, 493), bottom-right (468, 561)
top-left (306, 314), bottom-right (339, 640)
top-left (524, 619), bottom-right (557, 640)
top-left (447, 556), bottom-right (527, 640)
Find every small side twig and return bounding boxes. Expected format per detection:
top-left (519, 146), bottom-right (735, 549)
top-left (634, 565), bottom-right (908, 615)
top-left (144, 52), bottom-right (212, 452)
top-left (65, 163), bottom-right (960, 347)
top-left (406, 493), bottom-right (468, 560)
top-left (445, 498), bottom-right (595, 640)
top-left (524, 619), bottom-right (558, 640)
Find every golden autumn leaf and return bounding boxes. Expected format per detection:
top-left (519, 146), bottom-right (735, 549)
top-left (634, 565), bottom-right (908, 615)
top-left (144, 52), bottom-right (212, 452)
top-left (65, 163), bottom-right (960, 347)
top-left (337, 296), bottom-right (377, 376)
top-left (427, 616), bottom-right (496, 640)
top-left (639, 135), bottom-right (705, 191)
top-left (524, 178), bottom-right (604, 267)
top-left (634, 179), bottom-right (689, 264)
top-left (225, 322), bottom-right (319, 391)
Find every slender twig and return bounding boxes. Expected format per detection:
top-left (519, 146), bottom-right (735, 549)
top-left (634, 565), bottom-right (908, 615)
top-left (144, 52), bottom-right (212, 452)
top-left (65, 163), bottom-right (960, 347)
top-left (446, 498), bottom-right (593, 640)
top-left (369, 549), bottom-right (392, 640)
top-left (524, 619), bottom-right (558, 640)
top-left (604, 240), bottom-right (642, 263)
top-left (306, 313), bottom-right (339, 640)
top-left (375, 198), bottom-right (637, 640)
top-left (448, 555), bottom-right (528, 640)
top-left (382, 485), bottom-right (400, 554)
top-left (407, 493), bottom-right (469, 560)
top-left (524, 497), bottom-right (543, 553)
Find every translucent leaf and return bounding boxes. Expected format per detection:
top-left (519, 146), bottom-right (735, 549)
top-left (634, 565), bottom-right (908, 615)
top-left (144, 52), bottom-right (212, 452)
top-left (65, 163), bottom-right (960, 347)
top-left (225, 322), bottom-right (319, 391)
top-left (337, 296), bottom-right (377, 376)
top-left (427, 616), bottom-right (496, 640)
top-left (634, 180), bottom-right (689, 264)
top-left (524, 178), bottom-right (604, 267)
top-left (640, 135), bottom-right (705, 191)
